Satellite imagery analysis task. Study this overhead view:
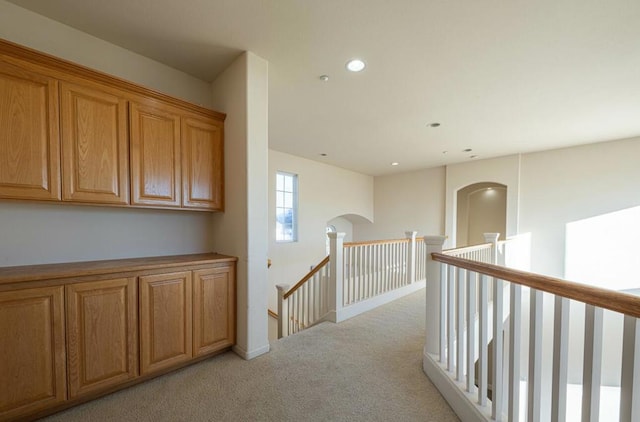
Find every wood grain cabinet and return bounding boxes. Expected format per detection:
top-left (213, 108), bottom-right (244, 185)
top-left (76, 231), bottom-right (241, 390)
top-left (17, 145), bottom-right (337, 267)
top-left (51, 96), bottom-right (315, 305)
top-left (193, 265), bottom-right (235, 356)
top-left (0, 40), bottom-right (226, 212)
top-left (182, 116), bottom-right (224, 211)
top-left (0, 59), bottom-right (61, 201)
top-left (139, 271), bottom-right (193, 374)
top-left (0, 286), bottom-right (66, 420)
top-left (65, 278), bottom-right (137, 398)
top-left (60, 81), bottom-right (129, 204)
top-left (0, 254), bottom-right (235, 421)
top-left (130, 101), bottom-right (182, 208)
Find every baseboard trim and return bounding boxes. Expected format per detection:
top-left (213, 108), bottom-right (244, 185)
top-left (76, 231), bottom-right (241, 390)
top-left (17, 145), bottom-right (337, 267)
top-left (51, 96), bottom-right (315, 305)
top-left (422, 349), bottom-right (492, 422)
top-left (233, 343), bottom-right (270, 360)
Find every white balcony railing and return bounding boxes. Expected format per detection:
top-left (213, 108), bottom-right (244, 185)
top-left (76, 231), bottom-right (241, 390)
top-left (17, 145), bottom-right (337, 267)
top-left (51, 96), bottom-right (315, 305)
top-left (423, 236), bottom-right (640, 422)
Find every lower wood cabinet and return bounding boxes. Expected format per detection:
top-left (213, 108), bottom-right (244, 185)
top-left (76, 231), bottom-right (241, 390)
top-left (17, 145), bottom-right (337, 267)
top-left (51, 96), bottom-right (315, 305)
top-left (139, 271), bottom-right (193, 375)
top-left (193, 266), bottom-right (235, 356)
top-left (65, 278), bottom-right (138, 398)
top-left (0, 253), bottom-right (236, 421)
top-left (0, 286), bottom-right (66, 420)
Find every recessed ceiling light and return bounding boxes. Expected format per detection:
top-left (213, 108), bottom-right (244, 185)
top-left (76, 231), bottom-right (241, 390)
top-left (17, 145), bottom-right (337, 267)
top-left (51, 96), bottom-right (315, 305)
top-left (463, 148), bottom-right (472, 152)
top-left (429, 123), bottom-right (441, 128)
top-left (319, 75), bottom-right (329, 81)
top-left (391, 162), bottom-right (399, 166)
top-left (470, 155), bottom-right (478, 159)
top-left (442, 151), bottom-right (448, 154)
top-left (320, 153), bottom-right (328, 157)
top-left (346, 59), bottom-right (366, 72)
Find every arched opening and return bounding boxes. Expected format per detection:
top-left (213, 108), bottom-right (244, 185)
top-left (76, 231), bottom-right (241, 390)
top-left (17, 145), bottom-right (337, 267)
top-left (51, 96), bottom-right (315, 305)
top-left (456, 182), bottom-right (507, 246)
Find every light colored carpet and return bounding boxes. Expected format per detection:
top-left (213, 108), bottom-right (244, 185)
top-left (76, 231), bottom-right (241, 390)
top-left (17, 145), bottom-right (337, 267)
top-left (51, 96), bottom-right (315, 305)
top-left (42, 289), bottom-right (459, 422)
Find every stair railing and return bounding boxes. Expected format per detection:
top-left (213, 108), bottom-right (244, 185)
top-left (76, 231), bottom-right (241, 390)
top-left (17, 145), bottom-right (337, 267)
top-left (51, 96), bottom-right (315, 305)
top-left (423, 236), bottom-right (640, 422)
top-left (276, 255), bottom-right (331, 338)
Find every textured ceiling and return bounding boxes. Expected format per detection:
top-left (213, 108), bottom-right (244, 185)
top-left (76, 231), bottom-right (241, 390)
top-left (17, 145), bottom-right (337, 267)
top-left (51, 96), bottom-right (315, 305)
top-left (8, 0), bottom-right (640, 175)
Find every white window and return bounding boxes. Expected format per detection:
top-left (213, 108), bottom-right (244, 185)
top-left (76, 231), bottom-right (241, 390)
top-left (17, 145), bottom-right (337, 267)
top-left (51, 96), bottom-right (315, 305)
top-left (276, 172), bottom-right (298, 242)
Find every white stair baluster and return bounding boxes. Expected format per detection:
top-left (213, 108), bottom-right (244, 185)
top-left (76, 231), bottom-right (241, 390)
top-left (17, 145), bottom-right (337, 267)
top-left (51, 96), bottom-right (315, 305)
top-left (528, 289), bottom-right (544, 422)
top-left (478, 273), bottom-right (489, 406)
top-left (582, 305), bottom-right (603, 422)
top-left (467, 271), bottom-right (477, 393)
top-left (509, 283), bottom-right (522, 422)
top-left (440, 263), bottom-right (447, 364)
top-left (492, 277), bottom-right (504, 421)
top-left (448, 264), bottom-right (456, 372)
top-left (620, 316), bottom-right (640, 422)
top-left (457, 267), bottom-right (465, 382)
top-left (552, 296), bottom-right (570, 422)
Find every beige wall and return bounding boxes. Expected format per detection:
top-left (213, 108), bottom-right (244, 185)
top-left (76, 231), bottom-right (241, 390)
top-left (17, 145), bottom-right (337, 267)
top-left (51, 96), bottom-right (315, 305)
top-left (353, 167), bottom-right (446, 241)
top-left (0, 1), bottom-right (216, 266)
top-left (268, 150), bottom-right (373, 311)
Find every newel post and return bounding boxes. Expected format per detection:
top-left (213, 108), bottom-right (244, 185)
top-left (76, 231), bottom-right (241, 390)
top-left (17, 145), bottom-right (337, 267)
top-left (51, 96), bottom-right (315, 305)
top-left (328, 232), bottom-right (346, 323)
top-left (484, 232), bottom-right (500, 265)
top-left (276, 284), bottom-right (290, 339)
top-left (405, 231), bottom-right (418, 284)
top-left (424, 235), bottom-right (446, 355)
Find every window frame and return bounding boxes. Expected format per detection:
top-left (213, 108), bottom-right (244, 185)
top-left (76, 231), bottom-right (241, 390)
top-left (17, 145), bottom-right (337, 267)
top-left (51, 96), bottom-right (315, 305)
top-left (275, 171), bottom-right (298, 243)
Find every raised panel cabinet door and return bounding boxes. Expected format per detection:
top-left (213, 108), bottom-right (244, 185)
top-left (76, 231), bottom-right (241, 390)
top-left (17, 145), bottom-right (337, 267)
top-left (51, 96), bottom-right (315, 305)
top-left (193, 265), bottom-right (236, 356)
top-left (0, 286), bottom-right (66, 420)
top-left (65, 278), bottom-right (137, 399)
top-left (139, 271), bottom-right (192, 375)
top-left (130, 101), bottom-right (181, 207)
top-left (60, 82), bottom-right (129, 204)
top-left (0, 60), bottom-right (60, 200)
top-left (181, 116), bottom-right (224, 210)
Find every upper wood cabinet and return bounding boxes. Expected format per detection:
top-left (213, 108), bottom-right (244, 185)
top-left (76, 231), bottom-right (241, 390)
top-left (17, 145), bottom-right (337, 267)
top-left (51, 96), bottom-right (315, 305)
top-left (0, 39), bottom-right (226, 212)
top-left (130, 101), bottom-right (182, 208)
top-left (182, 116), bottom-right (224, 211)
top-left (0, 286), bottom-right (66, 420)
top-left (0, 59), bottom-right (61, 201)
top-left (139, 271), bottom-right (193, 375)
top-left (65, 277), bottom-right (138, 399)
top-left (61, 81), bottom-right (129, 204)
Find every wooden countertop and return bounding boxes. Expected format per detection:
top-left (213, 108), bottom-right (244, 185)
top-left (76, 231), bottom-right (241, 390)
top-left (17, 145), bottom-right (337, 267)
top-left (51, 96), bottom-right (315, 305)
top-left (0, 253), bottom-right (237, 285)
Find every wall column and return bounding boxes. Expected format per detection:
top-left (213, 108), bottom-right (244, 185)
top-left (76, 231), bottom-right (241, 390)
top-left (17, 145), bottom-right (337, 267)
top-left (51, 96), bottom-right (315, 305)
top-left (424, 235), bottom-right (446, 355)
top-left (405, 231), bottom-right (418, 284)
top-left (327, 232), bottom-right (345, 323)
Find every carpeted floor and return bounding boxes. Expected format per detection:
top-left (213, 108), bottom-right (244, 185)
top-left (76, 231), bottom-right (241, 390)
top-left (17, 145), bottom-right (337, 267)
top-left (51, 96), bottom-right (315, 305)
top-left (42, 289), bottom-right (459, 422)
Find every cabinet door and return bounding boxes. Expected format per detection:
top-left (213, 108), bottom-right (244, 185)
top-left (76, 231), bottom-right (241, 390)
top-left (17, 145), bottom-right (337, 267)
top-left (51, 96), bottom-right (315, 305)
top-left (181, 116), bottom-right (223, 210)
top-left (193, 265), bottom-right (235, 356)
top-left (0, 286), bottom-right (66, 420)
top-left (139, 271), bottom-right (192, 374)
top-left (60, 82), bottom-right (129, 204)
top-left (130, 101), bottom-right (181, 207)
top-left (0, 60), bottom-right (60, 200)
top-left (66, 278), bottom-right (137, 398)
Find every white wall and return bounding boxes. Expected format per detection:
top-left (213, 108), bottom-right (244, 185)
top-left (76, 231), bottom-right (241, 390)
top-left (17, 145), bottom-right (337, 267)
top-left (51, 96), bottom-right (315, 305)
top-left (0, 1), bottom-right (217, 266)
top-left (353, 167), bottom-right (446, 241)
top-left (520, 136), bottom-right (640, 279)
top-left (211, 53), bottom-right (270, 359)
top-left (445, 155), bottom-right (520, 248)
top-left (268, 150), bottom-right (373, 312)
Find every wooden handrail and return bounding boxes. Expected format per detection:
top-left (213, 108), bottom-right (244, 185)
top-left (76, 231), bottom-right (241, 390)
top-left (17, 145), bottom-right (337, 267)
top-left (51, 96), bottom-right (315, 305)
top-left (268, 309), bottom-right (278, 319)
top-left (432, 252), bottom-right (640, 319)
top-left (283, 255), bottom-right (330, 300)
top-left (344, 238), bottom-right (410, 247)
top-left (442, 242), bottom-right (492, 255)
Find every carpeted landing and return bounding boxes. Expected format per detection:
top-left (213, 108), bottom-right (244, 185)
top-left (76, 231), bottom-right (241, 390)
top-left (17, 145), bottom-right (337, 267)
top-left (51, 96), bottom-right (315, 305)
top-left (42, 289), bottom-right (459, 422)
